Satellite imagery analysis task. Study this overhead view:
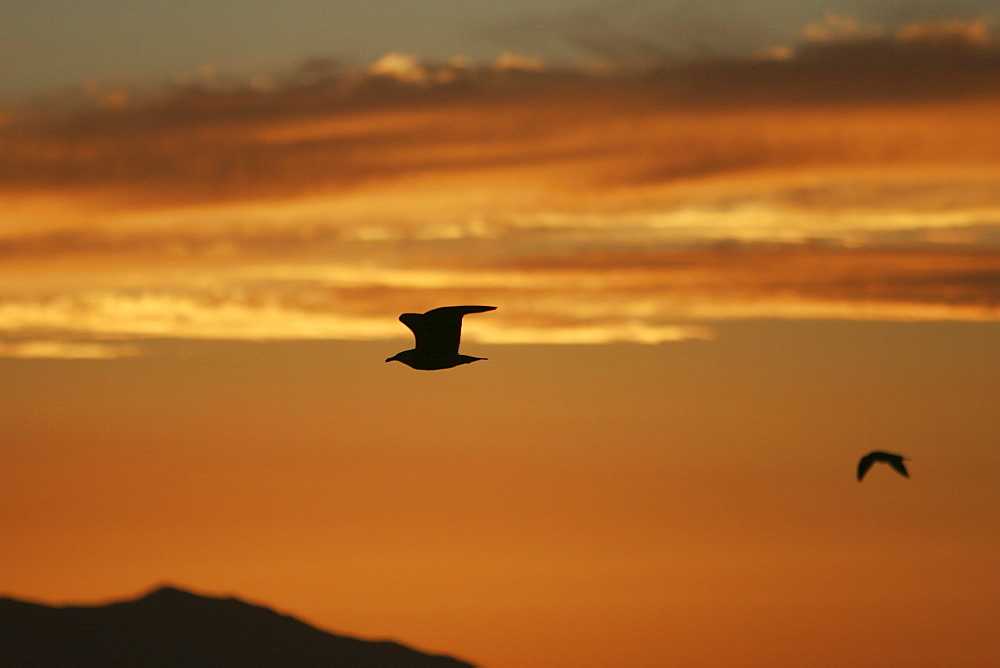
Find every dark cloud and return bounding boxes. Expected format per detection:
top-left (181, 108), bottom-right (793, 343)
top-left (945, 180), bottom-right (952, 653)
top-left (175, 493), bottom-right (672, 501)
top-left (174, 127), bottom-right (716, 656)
top-left (487, 0), bottom-right (809, 64)
top-left (857, 0), bottom-right (1000, 27)
top-left (1, 11), bottom-right (999, 242)
top-left (490, 1), bottom-right (999, 64)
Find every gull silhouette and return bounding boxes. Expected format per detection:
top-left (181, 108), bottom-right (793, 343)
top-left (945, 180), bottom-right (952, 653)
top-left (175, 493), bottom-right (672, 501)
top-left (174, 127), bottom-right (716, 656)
top-left (386, 305), bottom-right (496, 370)
top-left (857, 451), bottom-right (909, 481)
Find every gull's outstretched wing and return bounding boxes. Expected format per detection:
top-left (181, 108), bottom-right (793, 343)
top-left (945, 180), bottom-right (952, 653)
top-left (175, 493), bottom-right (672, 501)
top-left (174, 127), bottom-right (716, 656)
top-left (887, 457), bottom-right (909, 478)
top-left (857, 453), bottom-right (877, 481)
top-left (399, 306), bottom-right (496, 356)
top-left (857, 451), bottom-right (909, 481)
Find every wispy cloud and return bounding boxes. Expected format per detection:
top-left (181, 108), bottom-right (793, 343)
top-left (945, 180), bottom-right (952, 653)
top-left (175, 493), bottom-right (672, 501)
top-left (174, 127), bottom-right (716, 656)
top-left (0, 339), bottom-right (140, 359)
top-left (1, 15), bottom-right (998, 355)
top-left (4, 29), bottom-right (1000, 206)
top-left (492, 2), bottom-right (1000, 65)
top-left (1, 241), bottom-right (996, 356)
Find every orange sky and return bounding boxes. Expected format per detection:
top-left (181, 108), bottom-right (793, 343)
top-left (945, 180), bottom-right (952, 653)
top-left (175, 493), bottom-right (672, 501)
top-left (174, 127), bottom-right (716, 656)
top-left (2, 329), bottom-right (997, 666)
top-left (2, 13), bottom-right (1000, 667)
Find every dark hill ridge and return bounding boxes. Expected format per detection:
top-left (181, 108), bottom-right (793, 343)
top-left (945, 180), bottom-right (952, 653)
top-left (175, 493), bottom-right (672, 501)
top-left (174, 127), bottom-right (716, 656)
top-left (0, 585), bottom-right (474, 667)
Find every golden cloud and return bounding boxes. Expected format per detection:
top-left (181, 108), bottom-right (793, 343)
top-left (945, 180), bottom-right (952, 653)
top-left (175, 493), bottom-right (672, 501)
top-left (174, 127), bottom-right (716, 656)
top-left (0, 339), bottom-right (140, 359)
top-left (1, 20), bottom-right (998, 355)
top-left (1, 239), bottom-right (997, 357)
top-left (2, 22), bottom-right (999, 213)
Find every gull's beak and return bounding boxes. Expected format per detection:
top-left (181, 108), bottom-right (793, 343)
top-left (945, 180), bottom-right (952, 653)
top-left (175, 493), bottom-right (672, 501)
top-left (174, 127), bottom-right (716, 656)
top-left (384, 356), bottom-right (395, 363)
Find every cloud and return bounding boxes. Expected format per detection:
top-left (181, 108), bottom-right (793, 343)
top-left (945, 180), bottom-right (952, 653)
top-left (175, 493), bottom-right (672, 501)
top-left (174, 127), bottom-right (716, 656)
top-left (490, 2), bottom-right (1000, 66)
top-left (0, 14), bottom-right (998, 353)
top-left (800, 14), bottom-right (886, 42)
top-left (3, 42), bottom-right (1000, 220)
top-left (0, 240), bottom-right (996, 356)
top-left (491, 52), bottom-right (545, 73)
top-left (0, 340), bottom-right (140, 359)
top-left (896, 17), bottom-right (993, 44)
top-left (488, 0), bottom-right (803, 66)
top-left (365, 53), bottom-right (432, 83)
top-left (794, 14), bottom-right (997, 51)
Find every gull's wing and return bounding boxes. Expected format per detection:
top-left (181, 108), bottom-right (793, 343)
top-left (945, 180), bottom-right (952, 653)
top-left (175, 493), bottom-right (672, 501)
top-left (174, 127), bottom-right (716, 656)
top-left (399, 306), bottom-right (495, 356)
top-left (887, 457), bottom-right (909, 478)
top-left (857, 453), bottom-right (876, 481)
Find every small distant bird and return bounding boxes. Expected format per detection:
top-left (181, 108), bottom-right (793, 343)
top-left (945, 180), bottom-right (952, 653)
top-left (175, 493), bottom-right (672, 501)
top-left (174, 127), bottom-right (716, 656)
top-left (857, 451), bottom-right (909, 481)
top-left (386, 305), bottom-right (496, 370)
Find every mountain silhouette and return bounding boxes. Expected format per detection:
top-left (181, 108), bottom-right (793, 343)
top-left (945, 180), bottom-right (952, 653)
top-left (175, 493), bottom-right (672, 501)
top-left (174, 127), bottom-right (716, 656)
top-left (0, 585), bottom-right (474, 667)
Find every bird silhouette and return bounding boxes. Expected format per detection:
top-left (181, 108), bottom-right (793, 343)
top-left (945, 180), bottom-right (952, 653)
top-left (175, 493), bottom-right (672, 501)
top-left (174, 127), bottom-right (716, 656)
top-left (386, 305), bottom-right (496, 370)
top-left (857, 451), bottom-right (909, 481)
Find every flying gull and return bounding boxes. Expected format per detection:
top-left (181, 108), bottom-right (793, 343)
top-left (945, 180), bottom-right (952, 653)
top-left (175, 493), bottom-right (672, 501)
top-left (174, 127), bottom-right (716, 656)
top-left (857, 451), bottom-right (909, 481)
top-left (386, 305), bottom-right (496, 370)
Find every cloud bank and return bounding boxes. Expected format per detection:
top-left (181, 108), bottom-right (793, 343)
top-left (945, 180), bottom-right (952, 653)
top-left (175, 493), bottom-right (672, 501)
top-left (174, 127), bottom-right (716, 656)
top-left (1, 15), bottom-right (998, 355)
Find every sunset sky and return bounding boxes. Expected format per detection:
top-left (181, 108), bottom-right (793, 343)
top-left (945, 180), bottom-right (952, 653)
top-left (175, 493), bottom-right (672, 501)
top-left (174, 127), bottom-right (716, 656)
top-left (2, 2), bottom-right (999, 666)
